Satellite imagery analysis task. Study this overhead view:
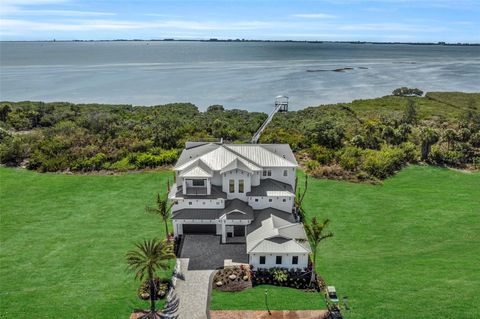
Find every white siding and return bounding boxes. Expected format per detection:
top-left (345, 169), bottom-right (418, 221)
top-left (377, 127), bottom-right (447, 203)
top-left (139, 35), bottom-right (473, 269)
top-left (171, 198), bottom-right (225, 211)
top-left (222, 169), bottom-right (252, 201)
top-left (249, 253), bottom-right (309, 269)
top-left (248, 196), bottom-right (293, 213)
top-left (261, 167), bottom-right (296, 188)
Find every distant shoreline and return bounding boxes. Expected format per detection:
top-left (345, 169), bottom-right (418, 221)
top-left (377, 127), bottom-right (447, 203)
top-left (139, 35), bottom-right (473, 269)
top-left (1, 39), bottom-right (479, 46)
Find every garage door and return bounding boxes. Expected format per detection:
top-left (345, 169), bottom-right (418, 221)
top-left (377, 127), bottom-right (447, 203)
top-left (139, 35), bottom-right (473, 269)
top-left (183, 224), bottom-right (216, 234)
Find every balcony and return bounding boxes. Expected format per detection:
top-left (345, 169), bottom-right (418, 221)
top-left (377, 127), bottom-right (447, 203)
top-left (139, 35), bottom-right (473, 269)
top-left (173, 184), bottom-right (227, 199)
top-left (185, 186), bottom-right (207, 195)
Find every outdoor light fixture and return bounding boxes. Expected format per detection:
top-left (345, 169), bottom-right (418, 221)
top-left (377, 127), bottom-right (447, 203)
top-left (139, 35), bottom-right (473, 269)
top-left (264, 289), bottom-right (271, 315)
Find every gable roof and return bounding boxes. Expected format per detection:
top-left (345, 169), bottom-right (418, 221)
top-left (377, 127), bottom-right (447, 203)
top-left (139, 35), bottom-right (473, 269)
top-left (220, 158), bottom-right (254, 174)
top-left (246, 211), bottom-right (310, 254)
top-left (179, 159), bottom-right (213, 178)
top-left (175, 143), bottom-right (297, 172)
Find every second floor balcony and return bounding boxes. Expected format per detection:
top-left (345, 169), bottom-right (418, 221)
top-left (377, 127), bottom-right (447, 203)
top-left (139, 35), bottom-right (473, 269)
top-left (173, 184), bottom-right (227, 199)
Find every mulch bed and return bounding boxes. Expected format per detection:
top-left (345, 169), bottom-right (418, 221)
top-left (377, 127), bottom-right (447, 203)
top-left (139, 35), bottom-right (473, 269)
top-left (210, 310), bottom-right (328, 319)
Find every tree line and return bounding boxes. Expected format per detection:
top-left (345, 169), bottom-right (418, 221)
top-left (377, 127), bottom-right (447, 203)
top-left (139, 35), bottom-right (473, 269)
top-left (1, 91), bottom-right (479, 181)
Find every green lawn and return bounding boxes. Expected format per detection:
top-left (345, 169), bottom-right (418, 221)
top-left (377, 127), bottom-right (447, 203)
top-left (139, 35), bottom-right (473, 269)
top-left (302, 165), bottom-right (480, 319)
top-left (0, 168), bottom-right (174, 318)
top-left (210, 285), bottom-right (326, 310)
top-left (1, 166), bottom-right (479, 318)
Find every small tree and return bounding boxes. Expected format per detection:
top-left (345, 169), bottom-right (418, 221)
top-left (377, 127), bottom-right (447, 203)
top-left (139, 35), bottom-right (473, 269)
top-left (126, 238), bottom-right (175, 319)
top-left (420, 128), bottom-right (439, 161)
top-left (146, 188), bottom-right (173, 240)
top-left (294, 174), bottom-right (308, 219)
top-left (442, 129), bottom-right (457, 151)
top-left (304, 217), bottom-right (333, 284)
top-left (402, 99), bottom-right (418, 125)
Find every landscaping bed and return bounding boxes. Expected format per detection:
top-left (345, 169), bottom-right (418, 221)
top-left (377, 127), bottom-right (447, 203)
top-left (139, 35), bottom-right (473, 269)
top-left (138, 277), bottom-right (172, 301)
top-left (213, 266), bottom-right (252, 292)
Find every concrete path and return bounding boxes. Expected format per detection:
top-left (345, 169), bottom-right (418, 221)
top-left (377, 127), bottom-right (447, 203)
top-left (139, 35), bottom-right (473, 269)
top-left (210, 310), bottom-right (328, 319)
top-left (164, 258), bottom-right (213, 319)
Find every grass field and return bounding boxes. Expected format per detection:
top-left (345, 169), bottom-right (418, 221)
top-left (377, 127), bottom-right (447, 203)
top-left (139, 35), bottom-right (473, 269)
top-left (210, 285), bottom-right (326, 311)
top-left (210, 166), bottom-right (480, 318)
top-left (0, 168), bottom-right (174, 318)
top-left (1, 166), bottom-right (479, 318)
top-left (302, 165), bottom-right (480, 319)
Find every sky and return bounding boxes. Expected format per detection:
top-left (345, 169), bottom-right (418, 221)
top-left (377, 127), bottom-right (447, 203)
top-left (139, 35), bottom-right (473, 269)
top-left (0, 0), bottom-right (479, 42)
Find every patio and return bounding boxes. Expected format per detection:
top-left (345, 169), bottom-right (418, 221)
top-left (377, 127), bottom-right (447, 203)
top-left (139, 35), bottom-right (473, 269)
top-left (179, 234), bottom-right (248, 270)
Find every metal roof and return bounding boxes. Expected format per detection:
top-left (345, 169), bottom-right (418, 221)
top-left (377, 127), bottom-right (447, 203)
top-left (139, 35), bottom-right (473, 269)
top-left (224, 144), bottom-right (297, 167)
top-left (180, 165), bottom-right (213, 178)
top-left (246, 209), bottom-right (310, 254)
top-left (247, 178), bottom-right (294, 197)
top-left (175, 143), bottom-right (297, 171)
top-left (172, 199), bottom-right (253, 220)
top-left (220, 158), bottom-right (254, 174)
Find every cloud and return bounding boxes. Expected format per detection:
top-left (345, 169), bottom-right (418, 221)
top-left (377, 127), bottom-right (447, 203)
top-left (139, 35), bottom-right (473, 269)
top-left (0, 18), bottom-right (276, 35)
top-left (3, 9), bottom-right (115, 16)
top-left (292, 13), bottom-right (336, 19)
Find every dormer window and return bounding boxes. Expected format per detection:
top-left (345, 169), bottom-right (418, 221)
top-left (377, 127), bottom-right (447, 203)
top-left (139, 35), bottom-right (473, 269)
top-left (283, 169), bottom-right (288, 177)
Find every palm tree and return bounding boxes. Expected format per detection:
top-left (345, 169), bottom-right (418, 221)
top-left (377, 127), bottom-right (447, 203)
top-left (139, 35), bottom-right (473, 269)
top-left (146, 191), bottom-right (173, 240)
top-left (126, 238), bottom-right (175, 319)
top-left (304, 217), bottom-right (334, 285)
top-left (294, 175), bottom-right (308, 219)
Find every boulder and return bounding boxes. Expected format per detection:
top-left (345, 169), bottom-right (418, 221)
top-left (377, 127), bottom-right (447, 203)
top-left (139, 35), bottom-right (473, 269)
top-left (228, 274), bottom-right (237, 280)
top-left (216, 281), bottom-right (223, 287)
top-left (243, 276), bottom-right (249, 281)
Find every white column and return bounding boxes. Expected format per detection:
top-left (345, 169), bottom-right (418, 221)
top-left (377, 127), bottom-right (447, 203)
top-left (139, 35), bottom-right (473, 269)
top-left (182, 179), bottom-right (187, 195)
top-left (221, 221), bottom-right (226, 243)
top-left (207, 179), bottom-right (211, 195)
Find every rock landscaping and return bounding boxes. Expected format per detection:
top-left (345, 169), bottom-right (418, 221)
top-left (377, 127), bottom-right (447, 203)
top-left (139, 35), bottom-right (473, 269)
top-left (213, 265), bottom-right (252, 292)
top-left (137, 277), bottom-right (171, 301)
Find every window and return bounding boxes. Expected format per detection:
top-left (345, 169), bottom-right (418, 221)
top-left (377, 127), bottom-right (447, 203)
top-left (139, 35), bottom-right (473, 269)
top-left (238, 179), bottom-right (244, 193)
top-left (282, 198), bottom-right (286, 202)
top-left (229, 179), bottom-right (235, 193)
top-left (263, 170), bottom-right (267, 177)
top-left (192, 179), bottom-right (205, 187)
top-left (188, 201), bottom-right (192, 205)
top-left (276, 256), bottom-right (282, 265)
top-left (292, 256), bottom-right (298, 265)
top-left (267, 170), bottom-right (272, 176)
top-left (255, 198), bottom-right (259, 202)
top-left (283, 169), bottom-right (288, 177)
top-left (269, 198), bottom-right (272, 202)
top-left (260, 256), bottom-right (266, 264)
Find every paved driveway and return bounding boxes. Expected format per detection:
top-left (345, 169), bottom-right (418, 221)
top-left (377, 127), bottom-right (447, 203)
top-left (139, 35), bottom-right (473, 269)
top-left (180, 235), bottom-right (248, 270)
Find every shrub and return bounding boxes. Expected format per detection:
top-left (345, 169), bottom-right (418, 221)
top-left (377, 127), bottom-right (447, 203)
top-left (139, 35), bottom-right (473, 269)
top-left (72, 153), bottom-right (107, 171)
top-left (309, 144), bottom-right (336, 165)
top-left (252, 267), bottom-right (314, 290)
top-left (339, 147), bottom-right (364, 171)
top-left (361, 146), bottom-right (411, 179)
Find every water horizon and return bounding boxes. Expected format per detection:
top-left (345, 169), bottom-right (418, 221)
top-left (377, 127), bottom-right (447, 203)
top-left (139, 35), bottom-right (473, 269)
top-left (1, 41), bottom-right (479, 112)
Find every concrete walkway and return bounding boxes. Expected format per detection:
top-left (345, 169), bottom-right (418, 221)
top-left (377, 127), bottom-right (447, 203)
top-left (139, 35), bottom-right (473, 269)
top-left (210, 310), bottom-right (328, 319)
top-left (164, 258), bottom-right (213, 319)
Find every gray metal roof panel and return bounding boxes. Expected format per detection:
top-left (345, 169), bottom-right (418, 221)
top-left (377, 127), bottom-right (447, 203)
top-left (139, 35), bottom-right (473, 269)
top-left (246, 179), bottom-right (294, 197)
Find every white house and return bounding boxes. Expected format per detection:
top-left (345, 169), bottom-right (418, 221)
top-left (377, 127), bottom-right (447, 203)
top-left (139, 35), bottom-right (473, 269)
top-left (169, 141), bottom-right (311, 269)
